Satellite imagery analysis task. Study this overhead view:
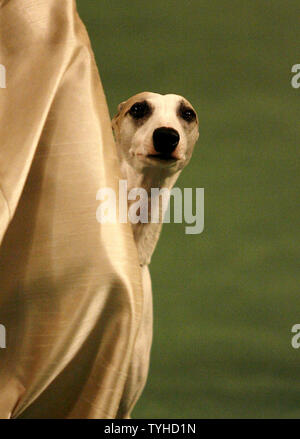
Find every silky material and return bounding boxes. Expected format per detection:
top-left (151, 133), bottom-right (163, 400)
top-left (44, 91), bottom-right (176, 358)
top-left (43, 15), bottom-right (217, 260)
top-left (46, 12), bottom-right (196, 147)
top-left (0, 0), bottom-right (151, 418)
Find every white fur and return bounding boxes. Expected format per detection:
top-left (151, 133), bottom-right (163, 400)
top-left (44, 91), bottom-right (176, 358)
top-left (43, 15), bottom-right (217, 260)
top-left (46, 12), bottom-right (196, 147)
top-left (112, 92), bottom-right (199, 411)
top-left (112, 91), bottom-right (199, 265)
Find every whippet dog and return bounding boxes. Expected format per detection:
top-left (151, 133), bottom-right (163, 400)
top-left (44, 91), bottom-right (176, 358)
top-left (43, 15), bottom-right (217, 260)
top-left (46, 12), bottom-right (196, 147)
top-left (112, 92), bottom-right (199, 414)
top-left (112, 92), bottom-right (199, 264)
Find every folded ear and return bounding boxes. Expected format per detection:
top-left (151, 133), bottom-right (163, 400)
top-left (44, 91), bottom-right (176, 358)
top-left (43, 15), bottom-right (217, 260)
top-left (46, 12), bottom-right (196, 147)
top-left (112, 101), bottom-right (126, 123)
top-left (112, 101), bottom-right (127, 136)
top-left (117, 101), bottom-right (126, 112)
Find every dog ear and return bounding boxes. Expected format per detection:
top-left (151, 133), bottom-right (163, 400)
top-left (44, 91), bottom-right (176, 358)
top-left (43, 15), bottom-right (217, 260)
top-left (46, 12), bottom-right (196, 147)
top-left (117, 101), bottom-right (126, 113)
top-left (112, 101), bottom-right (126, 136)
top-left (112, 101), bottom-right (126, 123)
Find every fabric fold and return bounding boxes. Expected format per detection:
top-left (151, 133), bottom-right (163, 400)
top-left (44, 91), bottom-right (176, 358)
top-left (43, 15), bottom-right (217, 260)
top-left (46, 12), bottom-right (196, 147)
top-left (0, 0), bottom-right (147, 418)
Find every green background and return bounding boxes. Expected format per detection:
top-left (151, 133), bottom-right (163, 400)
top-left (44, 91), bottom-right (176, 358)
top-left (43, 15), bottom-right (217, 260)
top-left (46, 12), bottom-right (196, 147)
top-left (77, 0), bottom-right (300, 418)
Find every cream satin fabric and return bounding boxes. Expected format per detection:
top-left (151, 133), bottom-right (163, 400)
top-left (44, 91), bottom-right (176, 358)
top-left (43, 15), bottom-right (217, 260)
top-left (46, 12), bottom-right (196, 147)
top-left (0, 0), bottom-right (149, 418)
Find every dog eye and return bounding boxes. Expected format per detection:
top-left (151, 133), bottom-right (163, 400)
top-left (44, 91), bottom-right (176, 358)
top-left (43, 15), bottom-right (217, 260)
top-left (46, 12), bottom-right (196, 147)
top-left (129, 101), bottom-right (150, 119)
top-left (180, 108), bottom-right (196, 122)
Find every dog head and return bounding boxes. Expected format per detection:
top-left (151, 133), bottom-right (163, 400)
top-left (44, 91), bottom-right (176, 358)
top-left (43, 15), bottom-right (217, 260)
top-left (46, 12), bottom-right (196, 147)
top-left (112, 92), bottom-right (199, 173)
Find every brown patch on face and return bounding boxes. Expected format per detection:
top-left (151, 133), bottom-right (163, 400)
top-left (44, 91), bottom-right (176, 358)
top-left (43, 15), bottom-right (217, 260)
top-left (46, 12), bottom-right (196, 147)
top-left (125, 100), bottom-right (153, 127)
top-left (112, 92), bottom-right (155, 140)
top-left (177, 99), bottom-right (198, 124)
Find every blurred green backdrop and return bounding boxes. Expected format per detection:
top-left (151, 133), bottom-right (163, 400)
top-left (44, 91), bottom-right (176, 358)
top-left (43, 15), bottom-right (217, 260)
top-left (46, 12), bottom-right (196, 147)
top-left (77, 0), bottom-right (300, 418)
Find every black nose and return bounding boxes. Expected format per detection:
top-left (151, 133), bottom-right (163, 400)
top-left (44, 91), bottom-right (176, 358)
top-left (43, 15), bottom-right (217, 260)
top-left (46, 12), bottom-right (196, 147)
top-left (153, 127), bottom-right (180, 155)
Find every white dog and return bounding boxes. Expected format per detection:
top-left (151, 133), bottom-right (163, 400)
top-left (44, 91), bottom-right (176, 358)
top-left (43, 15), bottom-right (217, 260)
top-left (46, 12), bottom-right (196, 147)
top-left (112, 92), bottom-right (199, 414)
top-left (112, 92), bottom-right (199, 265)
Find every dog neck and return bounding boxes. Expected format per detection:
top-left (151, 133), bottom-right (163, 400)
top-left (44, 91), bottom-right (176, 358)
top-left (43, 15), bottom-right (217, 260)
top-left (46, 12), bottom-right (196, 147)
top-left (121, 159), bottom-right (181, 266)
